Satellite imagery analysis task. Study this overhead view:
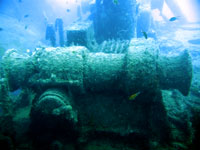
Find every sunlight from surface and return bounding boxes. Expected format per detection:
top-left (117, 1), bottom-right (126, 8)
top-left (152, 9), bottom-right (164, 22)
top-left (162, 1), bottom-right (174, 19)
top-left (46, 0), bottom-right (76, 9)
top-left (46, 0), bottom-right (79, 8)
top-left (174, 0), bottom-right (198, 22)
top-left (44, 0), bottom-right (80, 23)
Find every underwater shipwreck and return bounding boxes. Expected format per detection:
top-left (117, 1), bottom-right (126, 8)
top-left (0, 0), bottom-right (200, 150)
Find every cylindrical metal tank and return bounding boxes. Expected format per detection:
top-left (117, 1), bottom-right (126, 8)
top-left (2, 39), bottom-right (192, 96)
top-left (1, 49), bottom-right (34, 91)
top-left (158, 50), bottom-right (192, 96)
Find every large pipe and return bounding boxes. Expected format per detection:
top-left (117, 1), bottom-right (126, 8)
top-left (2, 39), bottom-right (192, 96)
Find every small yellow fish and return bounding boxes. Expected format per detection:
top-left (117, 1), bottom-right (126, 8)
top-left (129, 92), bottom-right (140, 101)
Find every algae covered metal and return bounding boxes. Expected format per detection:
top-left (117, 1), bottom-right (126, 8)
top-left (2, 39), bottom-right (192, 96)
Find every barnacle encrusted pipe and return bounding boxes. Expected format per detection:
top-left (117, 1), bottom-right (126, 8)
top-left (2, 39), bottom-right (192, 96)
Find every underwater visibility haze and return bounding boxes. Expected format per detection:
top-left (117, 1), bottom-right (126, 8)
top-left (0, 0), bottom-right (200, 149)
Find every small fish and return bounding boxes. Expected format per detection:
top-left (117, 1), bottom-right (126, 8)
top-left (0, 28), bottom-right (3, 31)
top-left (24, 14), bottom-right (29, 18)
top-left (169, 16), bottom-right (179, 22)
top-left (24, 25), bottom-right (28, 29)
top-left (113, 0), bottom-right (119, 5)
top-left (129, 92), bottom-right (140, 101)
top-left (141, 31), bottom-right (148, 39)
top-left (66, 9), bottom-right (71, 12)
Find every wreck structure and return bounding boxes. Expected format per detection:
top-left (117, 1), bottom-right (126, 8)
top-left (0, 38), bottom-right (193, 149)
top-left (0, 0), bottom-right (196, 149)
